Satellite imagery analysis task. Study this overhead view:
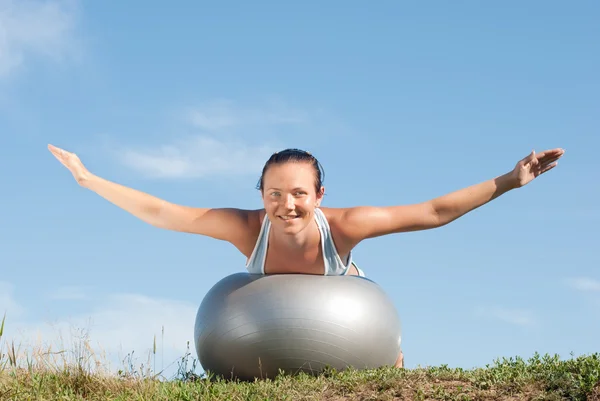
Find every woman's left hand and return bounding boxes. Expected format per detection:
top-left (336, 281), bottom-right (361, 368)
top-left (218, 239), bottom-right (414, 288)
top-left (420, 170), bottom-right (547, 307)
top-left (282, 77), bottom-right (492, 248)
top-left (511, 148), bottom-right (565, 188)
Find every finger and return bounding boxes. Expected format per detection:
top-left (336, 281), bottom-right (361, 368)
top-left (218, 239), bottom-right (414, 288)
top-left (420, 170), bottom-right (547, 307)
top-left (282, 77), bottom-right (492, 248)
top-left (48, 144), bottom-right (67, 156)
top-left (537, 148), bottom-right (566, 161)
top-left (48, 146), bottom-right (71, 167)
top-left (539, 161), bottom-right (558, 174)
top-left (49, 149), bottom-right (67, 162)
top-left (48, 147), bottom-right (62, 160)
top-left (527, 150), bottom-right (539, 166)
top-left (538, 149), bottom-right (565, 160)
top-left (48, 144), bottom-right (63, 155)
top-left (50, 147), bottom-right (71, 161)
top-left (522, 150), bottom-right (536, 165)
top-left (532, 147), bottom-right (563, 157)
top-left (539, 155), bottom-right (562, 166)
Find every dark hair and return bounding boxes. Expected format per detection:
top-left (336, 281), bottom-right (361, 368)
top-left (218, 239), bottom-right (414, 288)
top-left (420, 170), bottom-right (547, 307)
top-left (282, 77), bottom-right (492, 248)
top-left (256, 148), bottom-right (325, 194)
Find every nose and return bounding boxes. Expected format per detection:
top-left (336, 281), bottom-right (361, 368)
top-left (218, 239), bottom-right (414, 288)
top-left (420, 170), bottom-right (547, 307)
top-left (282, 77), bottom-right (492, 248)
top-left (283, 194), bottom-right (295, 209)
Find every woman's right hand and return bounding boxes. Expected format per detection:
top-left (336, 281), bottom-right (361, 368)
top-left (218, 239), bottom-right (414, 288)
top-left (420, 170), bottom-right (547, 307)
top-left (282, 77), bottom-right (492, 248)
top-left (48, 144), bottom-right (92, 186)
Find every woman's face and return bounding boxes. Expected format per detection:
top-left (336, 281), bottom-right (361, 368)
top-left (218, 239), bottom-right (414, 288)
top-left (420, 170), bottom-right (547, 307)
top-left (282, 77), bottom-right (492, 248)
top-left (261, 162), bottom-right (324, 235)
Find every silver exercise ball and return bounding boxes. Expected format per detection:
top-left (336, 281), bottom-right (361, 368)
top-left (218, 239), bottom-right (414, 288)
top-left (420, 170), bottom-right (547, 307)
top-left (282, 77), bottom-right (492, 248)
top-left (194, 273), bottom-right (401, 381)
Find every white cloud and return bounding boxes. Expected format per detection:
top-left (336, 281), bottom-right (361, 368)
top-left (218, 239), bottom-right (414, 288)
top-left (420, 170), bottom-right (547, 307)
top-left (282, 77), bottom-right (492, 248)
top-left (0, 288), bottom-right (200, 379)
top-left (116, 99), bottom-right (317, 179)
top-left (474, 305), bottom-right (537, 327)
top-left (187, 99), bottom-right (308, 131)
top-left (119, 135), bottom-right (277, 179)
top-left (566, 277), bottom-right (600, 292)
top-left (0, 0), bottom-right (79, 78)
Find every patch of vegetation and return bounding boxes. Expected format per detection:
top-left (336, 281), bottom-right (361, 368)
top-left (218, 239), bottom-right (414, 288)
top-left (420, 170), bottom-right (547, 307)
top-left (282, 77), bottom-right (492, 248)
top-left (1, 314), bottom-right (598, 400)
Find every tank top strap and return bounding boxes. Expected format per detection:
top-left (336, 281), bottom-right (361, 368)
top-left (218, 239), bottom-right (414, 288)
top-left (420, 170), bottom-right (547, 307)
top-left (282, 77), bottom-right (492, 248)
top-left (313, 208), bottom-right (354, 275)
top-left (245, 213), bottom-right (270, 274)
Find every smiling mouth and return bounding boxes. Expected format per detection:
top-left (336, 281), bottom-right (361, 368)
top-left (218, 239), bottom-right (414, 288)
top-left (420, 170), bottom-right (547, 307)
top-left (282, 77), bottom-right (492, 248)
top-left (278, 215), bottom-right (301, 221)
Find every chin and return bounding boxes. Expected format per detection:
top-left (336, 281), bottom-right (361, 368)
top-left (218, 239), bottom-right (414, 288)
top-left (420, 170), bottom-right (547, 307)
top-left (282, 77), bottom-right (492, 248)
top-left (274, 217), bottom-right (308, 234)
top-left (283, 225), bottom-right (305, 235)
top-left (279, 222), bottom-right (302, 234)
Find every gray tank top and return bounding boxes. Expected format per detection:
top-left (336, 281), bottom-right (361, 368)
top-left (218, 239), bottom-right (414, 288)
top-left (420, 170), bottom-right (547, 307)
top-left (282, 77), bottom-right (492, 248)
top-left (246, 208), bottom-right (365, 276)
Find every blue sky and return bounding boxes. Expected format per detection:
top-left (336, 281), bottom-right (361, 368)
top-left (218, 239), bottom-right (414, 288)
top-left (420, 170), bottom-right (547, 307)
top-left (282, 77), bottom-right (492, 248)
top-left (1, 0), bottom-right (598, 378)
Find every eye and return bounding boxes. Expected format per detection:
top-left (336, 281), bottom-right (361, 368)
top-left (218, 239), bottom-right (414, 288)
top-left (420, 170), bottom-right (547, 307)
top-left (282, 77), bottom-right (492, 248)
top-left (294, 191), bottom-right (307, 196)
top-left (270, 191), bottom-right (281, 197)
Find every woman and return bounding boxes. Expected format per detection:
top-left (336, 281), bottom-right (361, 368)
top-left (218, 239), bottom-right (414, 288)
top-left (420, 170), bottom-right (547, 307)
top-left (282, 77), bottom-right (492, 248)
top-left (48, 144), bottom-right (565, 368)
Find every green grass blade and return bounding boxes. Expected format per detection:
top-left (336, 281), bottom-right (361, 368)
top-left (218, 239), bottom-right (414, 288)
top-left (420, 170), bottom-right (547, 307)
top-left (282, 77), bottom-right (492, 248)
top-left (0, 312), bottom-right (5, 338)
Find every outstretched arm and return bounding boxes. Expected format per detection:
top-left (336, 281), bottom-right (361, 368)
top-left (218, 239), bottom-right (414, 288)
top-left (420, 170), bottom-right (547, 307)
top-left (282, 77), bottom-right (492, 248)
top-left (48, 145), bottom-right (253, 247)
top-left (339, 148), bottom-right (564, 241)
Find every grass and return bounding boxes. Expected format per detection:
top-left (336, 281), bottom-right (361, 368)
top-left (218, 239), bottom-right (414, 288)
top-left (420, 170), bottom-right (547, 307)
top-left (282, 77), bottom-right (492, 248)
top-left (1, 314), bottom-right (599, 400)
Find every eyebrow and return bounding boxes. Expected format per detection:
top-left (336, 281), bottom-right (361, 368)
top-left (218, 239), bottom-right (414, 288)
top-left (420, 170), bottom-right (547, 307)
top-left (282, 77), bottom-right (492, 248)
top-left (266, 187), bottom-right (308, 191)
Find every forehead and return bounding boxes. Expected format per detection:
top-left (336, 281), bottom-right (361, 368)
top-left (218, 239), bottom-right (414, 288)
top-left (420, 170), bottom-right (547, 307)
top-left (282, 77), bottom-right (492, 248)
top-left (263, 162), bottom-right (315, 186)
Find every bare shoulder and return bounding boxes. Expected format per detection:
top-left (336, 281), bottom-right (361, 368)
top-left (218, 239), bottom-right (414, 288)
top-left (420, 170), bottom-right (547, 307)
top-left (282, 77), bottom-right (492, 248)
top-left (320, 203), bottom-right (438, 243)
top-left (320, 205), bottom-right (383, 239)
top-left (248, 208), bottom-right (266, 230)
top-left (185, 207), bottom-right (264, 257)
top-left (319, 207), bottom-right (347, 224)
top-left (319, 207), bottom-right (364, 251)
top-left (232, 208), bottom-right (264, 256)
